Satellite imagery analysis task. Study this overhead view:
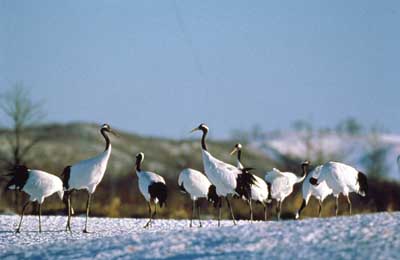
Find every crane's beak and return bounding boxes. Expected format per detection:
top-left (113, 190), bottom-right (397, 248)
top-left (229, 147), bottom-right (238, 156)
top-left (190, 127), bottom-right (199, 133)
top-left (110, 129), bottom-right (119, 137)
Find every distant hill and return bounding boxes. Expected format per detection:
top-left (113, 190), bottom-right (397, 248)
top-left (0, 122), bottom-right (276, 180)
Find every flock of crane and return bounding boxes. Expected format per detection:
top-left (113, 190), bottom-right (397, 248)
top-left (4, 123), bottom-right (370, 233)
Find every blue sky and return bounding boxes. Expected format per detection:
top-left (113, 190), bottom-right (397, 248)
top-left (1, 1), bottom-right (399, 138)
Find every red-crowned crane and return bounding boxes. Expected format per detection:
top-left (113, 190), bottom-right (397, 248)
top-left (191, 123), bottom-right (254, 226)
top-left (178, 168), bottom-right (219, 227)
top-left (6, 165), bottom-right (64, 233)
top-left (135, 152), bottom-right (168, 228)
top-left (265, 161), bottom-right (308, 220)
top-left (310, 161), bottom-right (367, 216)
top-left (62, 123), bottom-right (116, 233)
top-left (295, 164), bottom-right (332, 219)
top-left (230, 143), bottom-right (270, 221)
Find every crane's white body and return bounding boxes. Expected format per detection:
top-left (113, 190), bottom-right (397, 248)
top-left (202, 150), bottom-right (240, 197)
top-left (251, 175), bottom-right (270, 204)
top-left (314, 161), bottom-right (362, 197)
top-left (265, 168), bottom-right (305, 202)
top-left (178, 168), bottom-right (211, 200)
top-left (302, 165), bottom-right (332, 203)
top-left (137, 170), bottom-right (166, 203)
top-left (10, 169), bottom-right (64, 204)
top-left (67, 147), bottom-right (111, 193)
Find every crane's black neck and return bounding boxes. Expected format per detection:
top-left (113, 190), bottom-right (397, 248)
top-left (201, 128), bottom-right (208, 151)
top-left (237, 149), bottom-right (242, 163)
top-left (136, 157), bottom-right (142, 172)
top-left (100, 129), bottom-right (111, 151)
top-left (301, 164), bottom-right (309, 177)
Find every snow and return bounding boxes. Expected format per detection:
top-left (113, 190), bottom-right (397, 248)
top-left (1, 212), bottom-right (400, 259)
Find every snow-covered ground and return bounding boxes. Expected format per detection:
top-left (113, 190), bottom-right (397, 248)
top-left (1, 212), bottom-right (399, 259)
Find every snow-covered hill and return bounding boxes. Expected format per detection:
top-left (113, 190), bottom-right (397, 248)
top-left (1, 213), bottom-right (399, 259)
top-left (256, 132), bottom-right (400, 180)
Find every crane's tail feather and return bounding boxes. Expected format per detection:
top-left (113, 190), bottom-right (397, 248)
top-left (61, 166), bottom-right (71, 190)
top-left (149, 182), bottom-right (168, 208)
top-left (207, 185), bottom-right (219, 208)
top-left (4, 165), bottom-right (29, 191)
top-left (357, 171), bottom-right (368, 197)
top-left (235, 168), bottom-right (256, 200)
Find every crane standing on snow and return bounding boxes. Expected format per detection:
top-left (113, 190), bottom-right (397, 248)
top-left (230, 143), bottom-right (270, 221)
top-left (265, 161), bottom-right (308, 220)
top-left (6, 165), bottom-right (64, 233)
top-left (191, 123), bottom-right (255, 226)
top-left (178, 168), bottom-right (219, 227)
top-left (62, 123), bottom-right (116, 233)
top-left (310, 161), bottom-right (368, 216)
top-left (136, 152), bottom-right (168, 228)
top-left (295, 164), bottom-right (332, 219)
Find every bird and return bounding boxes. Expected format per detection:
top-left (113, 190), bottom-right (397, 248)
top-left (295, 164), bottom-right (332, 219)
top-left (135, 152), bottom-right (168, 228)
top-left (230, 143), bottom-right (270, 221)
top-left (191, 123), bottom-right (255, 226)
top-left (5, 165), bottom-right (64, 233)
top-left (231, 143), bottom-right (244, 169)
top-left (178, 168), bottom-right (219, 227)
top-left (264, 161), bottom-right (308, 220)
top-left (310, 161), bottom-right (368, 216)
top-left (62, 123), bottom-right (116, 233)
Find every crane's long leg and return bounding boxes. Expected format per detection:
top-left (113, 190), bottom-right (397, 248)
top-left (16, 201), bottom-right (30, 233)
top-left (247, 199), bottom-right (253, 222)
top-left (346, 195), bottom-right (352, 215)
top-left (264, 204), bottom-right (268, 221)
top-left (83, 192), bottom-right (92, 233)
top-left (318, 200), bottom-right (323, 217)
top-left (277, 201), bottom-right (282, 221)
top-left (218, 197), bottom-right (222, 227)
top-left (151, 203), bottom-right (157, 227)
top-left (197, 201), bottom-right (202, 227)
top-left (190, 199), bottom-right (195, 228)
top-left (335, 196), bottom-right (339, 216)
top-left (226, 197), bottom-right (236, 225)
top-left (14, 190), bottom-right (19, 213)
top-left (296, 199), bottom-right (307, 219)
top-left (144, 202), bottom-right (152, 228)
top-left (65, 191), bottom-right (72, 232)
top-left (38, 203), bottom-right (42, 233)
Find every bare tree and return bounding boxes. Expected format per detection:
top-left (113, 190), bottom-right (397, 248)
top-left (0, 83), bottom-right (45, 209)
top-left (0, 83), bottom-right (45, 167)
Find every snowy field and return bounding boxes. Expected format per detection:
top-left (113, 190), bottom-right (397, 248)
top-left (1, 212), bottom-right (399, 259)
